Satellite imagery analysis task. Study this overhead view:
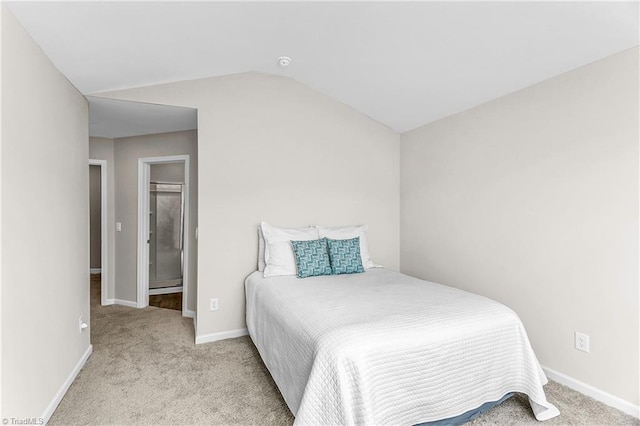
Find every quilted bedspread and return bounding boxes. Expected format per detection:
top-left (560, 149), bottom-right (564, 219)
top-left (245, 268), bottom-right (559, 425)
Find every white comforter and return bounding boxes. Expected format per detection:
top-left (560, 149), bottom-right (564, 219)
top-left (245, 268), bottom-right (559, 425)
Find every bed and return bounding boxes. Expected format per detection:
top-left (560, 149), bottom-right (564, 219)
top-left (245, 267), bottom-right (560, 425)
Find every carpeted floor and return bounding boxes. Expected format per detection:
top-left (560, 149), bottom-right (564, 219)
top-left (50, 279), bottom-right (638, 425)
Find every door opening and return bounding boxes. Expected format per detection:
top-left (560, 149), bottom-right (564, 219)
top-left (89, 159), bottom-right (108, 306)
top-left (137, 155), bottom-right (190, 316)
top-left (149, 180), bottom-right (184, 290)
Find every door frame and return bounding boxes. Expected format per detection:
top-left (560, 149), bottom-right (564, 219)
top-left (89, 159), bottom-right (108, 306)
top-left (137, 155), bottom-right (190, 315)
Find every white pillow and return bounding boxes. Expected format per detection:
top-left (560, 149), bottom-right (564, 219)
top-left (316, 225), bottom-right (376, 269)
top-left (261, 222), bottom-right (319, 277)
top-left (257, 226), bottom-right (266, 272)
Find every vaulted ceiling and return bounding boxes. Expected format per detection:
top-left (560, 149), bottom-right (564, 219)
top-left (6, 1), bottom-right (639, 133)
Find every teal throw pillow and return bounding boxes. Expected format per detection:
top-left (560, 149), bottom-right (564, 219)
top-left (326, 237), bottom-right (365, 275)
top-left (290, 238), bottom-right (333, 278)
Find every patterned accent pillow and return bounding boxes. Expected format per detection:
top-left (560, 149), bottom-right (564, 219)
top-left (290, 238), bottom-right (333, 278)
top-left (326, 237), bottom-right (365, 275)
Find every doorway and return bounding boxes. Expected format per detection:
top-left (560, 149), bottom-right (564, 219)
top-left (89, 159), bottom-right (108, 306)
top-left (137, 155), bottom-right (191, 315)
top-left (88, 97), bottom-right (197, 321)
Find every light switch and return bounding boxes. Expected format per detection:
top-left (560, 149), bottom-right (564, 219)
top-left (116, 222), bottom-right (122, 232)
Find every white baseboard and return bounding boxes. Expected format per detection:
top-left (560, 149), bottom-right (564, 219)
top-left (113, 299), bottom-right (137, 308)
top-left (103, 299), bottom-right (115, 306)
top-left (183, 309), bottom-right (196, 318)
top-left (41, 344), bottom-right (92, 423)
top-left (89, 268), bottom-right (101, 274)
top-left (195, 328), bottom-right (248, 345)
top-left (542, 366), bottom-right (639, 419)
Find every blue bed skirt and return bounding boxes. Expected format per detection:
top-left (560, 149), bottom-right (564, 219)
top-left (414, 393), bottom-right (514, 426)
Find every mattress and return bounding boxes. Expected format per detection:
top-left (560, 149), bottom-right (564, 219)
top-left (245, 268), bottom-right (559, 425)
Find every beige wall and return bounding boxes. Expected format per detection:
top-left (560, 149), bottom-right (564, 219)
top-left (151, 162), bottom-right (185, 183)
top-left (96, 72), bottom-right (401, 339)
top-left (113, 131), bottom-right (198, 313)
top-left (400, 48), bottom-right (639, 406)
top-left (1, 5), bottom-right (90, 419)
top-left (89, 137), bottom-right (116, 301)
top-left (89, 165), bottom-right (101, 268)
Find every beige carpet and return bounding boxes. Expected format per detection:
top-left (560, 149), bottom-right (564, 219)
top-left (50, 279), bottom-right (638, 425)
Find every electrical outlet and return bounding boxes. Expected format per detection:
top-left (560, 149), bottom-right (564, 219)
top-left (575, 332), bottom-right (590, 353)
top-left (79, 316), bottom-right (88, 333)
top-left (210, 298), bottom-right (219, 311)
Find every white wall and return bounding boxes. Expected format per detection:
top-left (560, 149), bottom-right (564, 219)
top-left (89, 137), bottom-right (116, 301)
top-left (400, 47), bottom-right (639, 406)
top-left (1, 5), bottom-right (90, 419)
top-left (111, 130), bottom-right (198, 313)
top-left (96, 72), bottom-right (400, 340)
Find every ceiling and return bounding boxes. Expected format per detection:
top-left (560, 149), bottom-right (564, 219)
top-left (6, 1), bottom-right (639, 133)
top-left (88, 97), bottom-right (197, 139)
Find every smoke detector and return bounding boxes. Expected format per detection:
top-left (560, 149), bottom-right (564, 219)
top-left (277, 56), bottom-right (292, 67)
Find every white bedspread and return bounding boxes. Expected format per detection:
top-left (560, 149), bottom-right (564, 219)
top-left (245, 268), bottom-right (559, 425)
